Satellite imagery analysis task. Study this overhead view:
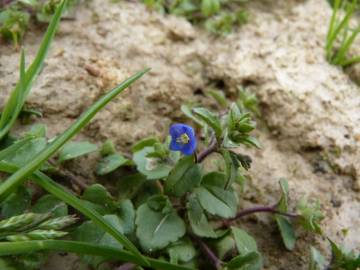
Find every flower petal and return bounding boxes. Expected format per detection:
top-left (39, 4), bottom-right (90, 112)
top-left (184, 126), bottom-right (196, 140)
top-left (169, 123), bottom-right (187, 138)
top-left (169, 138), bottom-right (182, 151)
top-left (181, 139), bottom-right (197, 155)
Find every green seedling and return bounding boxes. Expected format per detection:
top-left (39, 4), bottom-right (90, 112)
top-left (326, 0), bottom-right (360, 66)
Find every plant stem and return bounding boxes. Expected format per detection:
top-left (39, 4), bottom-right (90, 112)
top-left (220, 205), bottom-right (299, 228)
top-left (190, 234), bottom-right (223, 270)
top-left (197, 137), bottom-right (217, 163)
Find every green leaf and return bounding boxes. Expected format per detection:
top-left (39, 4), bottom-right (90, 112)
top-left (222, 149), bottom-right (239, 189)
top-left (192, 107), bottom-right (222, 138)
top-left (32, 194), bottom-right (68, 217)
top-left (100, 140), bottom-right (116, 156)
top-left (195, 172), bottom-right (237, 218)
top-left (275, 215), bottom-right (296, 251)
top-left (275, 179), bottom-right (296, 250)
top-left (309, 246), bottom-right (326, 270)
top-left (0, 136), bottom-right (34, 162)
top-left (82, 184), bottom-right (113, 207)
top-left (329, 239), bottom-right (360, 270)
top-left (186, 195), bottom-right (219, 238)
top-left (232, 227), bottom-right (258, 254)
top-left (167, 239), bottom-right (197, 265)
top-left (215, 235), bottom-right (235, 260)
top-left (117, 173), bottom-right (147, 200)
top-left (1, 186), bottom-right (31, 218)
top-left (0, 258), bottom-right (17, 270)
top-left (18, 0), bottom-right (38, 7)
top-left (26, 123), bottom-right (47, 138)
top-left (277, 178), bottom-right (289, 212)
top-left (135, 195), bottom-right (186, 252)
top-left (117, 199), bottom-right (135, 235)
top-left (5, 138), bottom-right (47, 166)
top-left (297, 197), bottom-right (324, 234)
top-left (132, 137), bottom-right (159, 152)
top-left (242, 136), bottom-right (260, 148)
top-left (165, 156), bottom-right (201, 197)
top-left (180, 104), bottom-right (206, 128)
top-left (72, 214), bottom-right (124, 266)
top-left (231, 227), bottom-right (263, 270)
top-left (133, 146), bottom-right (177, 180)
top-left (206, 89), bottom-right (228, 108)
top-left (96, 153), bottom-right (129, 175)
top-left (237, 87), bottom-right (260, 117)
top-left (58, 141), bottom-right (98, 162)
top-left (201, 0), bottom-right (220, 17)
top-left (226, 251), bottom-right (262, 270)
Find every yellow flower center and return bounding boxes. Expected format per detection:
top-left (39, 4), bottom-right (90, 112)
top-left (176, 133), bottom-right (190, 145)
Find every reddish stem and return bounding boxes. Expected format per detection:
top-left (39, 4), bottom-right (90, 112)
top-left (220, 206), bottom-right (299, 228)
top-left (190, 234), bottom-right (223, 270)
top-left (197, 137), bottom-right (217, 163)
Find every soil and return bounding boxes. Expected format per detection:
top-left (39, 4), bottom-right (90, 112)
top-left (0, 0), bottom-right (359, 269)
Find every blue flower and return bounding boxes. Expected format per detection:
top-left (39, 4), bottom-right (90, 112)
top-left (169, 123), bottom-right (197, 155)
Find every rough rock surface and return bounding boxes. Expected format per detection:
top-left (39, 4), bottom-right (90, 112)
top-left (0, 0), bottom-right (359, 269)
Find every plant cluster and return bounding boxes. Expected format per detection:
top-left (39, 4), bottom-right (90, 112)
top-left (142, 0), bottom-right (249, 35)
top-left (326, 0), bottom-right (360, 66)
top-left (0, 1), bottom-right (358, 270)
top-left (0, 0), bottom-right (79, 47)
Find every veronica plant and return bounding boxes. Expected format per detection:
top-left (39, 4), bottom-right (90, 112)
top-left (326, 0), bottom-right (360, 66)
top-left (0, 1), bottom-right (344, 269)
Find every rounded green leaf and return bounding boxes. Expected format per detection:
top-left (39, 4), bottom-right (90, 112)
top-left (195, 172), bottom-right (237, 218)
top-left (133, 146), bottom-right (174, 180)
top-left (58, 141), bottom-right (98, 162)
top-left (96, 153), bottom-right (129, 175)
top-left (165, 156), bottom-right (201, 197)
top-left (186, 195), bottom-right (219, 238)
top-left (135, 195), bottom-right (186, 252)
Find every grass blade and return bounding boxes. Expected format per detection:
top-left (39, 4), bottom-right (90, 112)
top-left (0, 160), bottom-right (148, 265)
top-left (333, 27), bottom-right (360, 65)
top-left (0, 0), bottom-right (67, 140)
top-left (0, 68), bottom-right (149, 202)
top-left (0, 240), bottom-right (194, 270)
top-left (339, 55), bottom-right (360, 66)
top-left (326, 0), bottom-right (356, 58)
top-left (327, 0), bottom-right (341, 43)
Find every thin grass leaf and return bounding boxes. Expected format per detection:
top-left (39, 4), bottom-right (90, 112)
top-left (333, 27), bottom-right (360, 64)
top-left (0, 49), bottom-right (26, 132)
top-left (0, 69), bottom-right (149, 203)
top-left (0, 161), bottom-right (148, 266)
top-left (327, 0), bottom-right (341, 43)
top-left (340, 55), bottom-right (360, 65)
top-left (0, 0), bottom-right (68, 140)
top-left (326, 0), bottom-right (356, 58)
top-left (0, 240), bottom-right (194, 270)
